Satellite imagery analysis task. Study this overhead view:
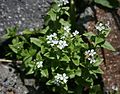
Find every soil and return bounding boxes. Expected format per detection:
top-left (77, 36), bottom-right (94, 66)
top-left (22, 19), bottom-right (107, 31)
top-left (84, 5), bottom-right (120, 92)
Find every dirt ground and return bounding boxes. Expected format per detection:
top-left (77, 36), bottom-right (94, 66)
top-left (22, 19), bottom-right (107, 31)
top-left (85, 6), bottom-right (120, 91)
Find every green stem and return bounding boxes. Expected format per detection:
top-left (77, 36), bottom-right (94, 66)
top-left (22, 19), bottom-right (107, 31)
top-left (70, 0), bottom-right (76, 31)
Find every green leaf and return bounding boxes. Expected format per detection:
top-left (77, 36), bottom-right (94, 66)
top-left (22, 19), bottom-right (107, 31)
top-left (95, 37), bottom-right (104, 45)
top-left (72, 55), bottom-right (80, 66)
top-left (93, 58), bottom-right (103, 66)
top-left (60, 53), bottom-right (70, 63)
top-left (36, 51), bottom-right (42, 60)
top-left (67, 69), bottom-right (75, 79)
top-left (44, 52), bottom-right (55, 59)
top-left (94, 0), bottom-right (119, 8)
top-left (83, 32), bottom-right (95, 37)
top-left (90, 67), bottom-right (103, 74)
top-left (41, 69), bottom-right (48, 78)
top-left (4, 27), bottom-right (17, 38)
top-left (46, 80), bottom-right (53, 85)
top-left (23, 29), bottom-right (34, 34)
top-left (9, 42), bottom-right (24, 53)
top-left (59, 19), bottom-right (71, 26)
top-left (23, 56), bottom-right (32, 63)
top-left (75, 67), bottom-right (81, 77)
top-left (63, 84), bottom-right (68, 91)
top-left (47, 9), bottom-right (56, 21)
top-left (27, 68), bottom-right (34, 75)
top-left (101, 41), bottom-right (115, 51)
top-left (30, 38), bottom-right (42, 47)
top-left (41, 45), bottom-right (46, 54)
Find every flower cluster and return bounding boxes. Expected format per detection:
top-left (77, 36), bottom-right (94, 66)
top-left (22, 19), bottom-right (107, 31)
top-left (57, 0), bottom-right (69, 7)
top-left (54, 73), bottom-right (68, 86)
top-left (36, 61), bottom-right (43, 68)
top-left (85, 49), bottom-right (96, 63)
top-left (95, 22), bottom-right (110, 32)
top-left (46, 33), bottom-right (68, 49)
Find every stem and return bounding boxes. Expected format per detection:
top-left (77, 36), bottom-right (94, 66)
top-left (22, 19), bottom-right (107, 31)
top-left (0, 59), bottom-right (22, 64)
top-left (70, 0), bottom-right (76, 31)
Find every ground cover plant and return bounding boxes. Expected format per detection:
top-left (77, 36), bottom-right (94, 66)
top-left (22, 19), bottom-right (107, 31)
top-left (2, 0), bottom-right (119, 94)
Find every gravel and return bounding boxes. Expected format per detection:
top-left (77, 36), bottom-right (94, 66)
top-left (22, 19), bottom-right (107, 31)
top-left (0, 0), bottom-right (52, 36)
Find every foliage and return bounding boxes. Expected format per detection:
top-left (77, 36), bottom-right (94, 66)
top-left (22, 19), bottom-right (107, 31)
top-left (4, 0), bottom-right (115, 93)
top-left (94, 0), bottom-right (120, 8)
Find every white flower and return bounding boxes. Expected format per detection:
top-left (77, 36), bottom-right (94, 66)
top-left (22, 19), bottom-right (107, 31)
top-left (36, 61), bottom-right (43, 68)
top-left (57, 0), bottom-right (69, 6)
top-left (73, 30), bottom-right (79, 36)
top-left (89, 49), bottom-right (96, 57)
top-left (51, 40), bottom-right (59, 45)
top-left (64, 26), bottom-right (71, 33)
top-left (52, 33), bottom-right (57, 38)
top-left (60, 73), bottom-right (68, 83)
top-left (63, 0), bottom-right (69, 5)
top-left (85, 49), bottom-right (96, 57)
top-left (57, 40), bottom-right (68, 49)
top-left (46, 33), bottom-right (57, 41)
top-left (95, 22), bottom-right (110, 32)
top-left (85, 49), bottom-right (96, 63)
top-left (54, 73), bottom-right (68, 86)
top-left (88, 57), bottom-right (96, 64)
top-left (46, 35), bottom-right (53, 41)
top-left (85, 50), bottom-right (90, 56)
top-left (112, 85), bottom-right (118, 91)
top-left (46, 33), bottom-right (58, 46)
top-left (54, 73), bottom-right (62, 86)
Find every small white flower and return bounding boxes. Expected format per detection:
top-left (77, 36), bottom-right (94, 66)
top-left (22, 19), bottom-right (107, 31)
top-left (36, 61), bottom-right (43, 68)
top-left (60, 73), bottom-right (68, 83)
top-left (112, 85), bottom-right (118, 91)
top-left (46, 33), bottom-right (58, 46)
top-left (85, 49), bottom-right (96, 63)
top-left (73, 30), bottom-right (79, 36)
top-left (57, 40), bottom-right (68, 49)
top-left (85, 49), bottom-right (96, 57)
top-left (54, 73), bottom-right (62, 86)
top-left (46, 35), bottom-right (53, 41)
top-left (52, 33), bottom-right (57, 38)
top-left (54, 73), bottom-right (68, 85)
top-left (95, 22), bottom-right (110, 32)
top-left (63, 0), bottom-right (69, 5)
top-left (89, 49), bottom-right (96, 57)
top-left (64, 26), bottom-right (71, 33)
top-left (89, 58), bottom-right (96, 64)
top-left (85, 50), bottom-right (90, 56)
top-left (57, 0), bottom-right (69, 6)
top-left (51, 40), bottom-right (59, 45)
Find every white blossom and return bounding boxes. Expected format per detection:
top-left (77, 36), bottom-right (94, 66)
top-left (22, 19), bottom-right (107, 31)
top-left (95, 22), bottom-right (110, 32)
top-left (57, 0), bottom-right (69, 6)
top-left (89, 49), bottom-right (96, 57)
top-left (51, 40), bottom-right (59, 45)
top-left (36, 61), bottom-right (43, 68)
top-left (85, 49), bottom-right (96, 63)
top-left (60, 73), bottom-right (68, 83)
top-left (112, 85), bottom-right (118, 91)
top-left (64, 26), bottom-right (71, 33)
top-left (73, 30), bottom-right (79, 36)
top-left (46, 33), bottom-right (58, 46)
top-left (85, 49), bottom-right (96, 57)
top-left (54, 73), bottom-right (68, 86)
top-left (57, 40), bottom-right (68, 49)
top-left (88, 57), bottom-right (96, 64)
